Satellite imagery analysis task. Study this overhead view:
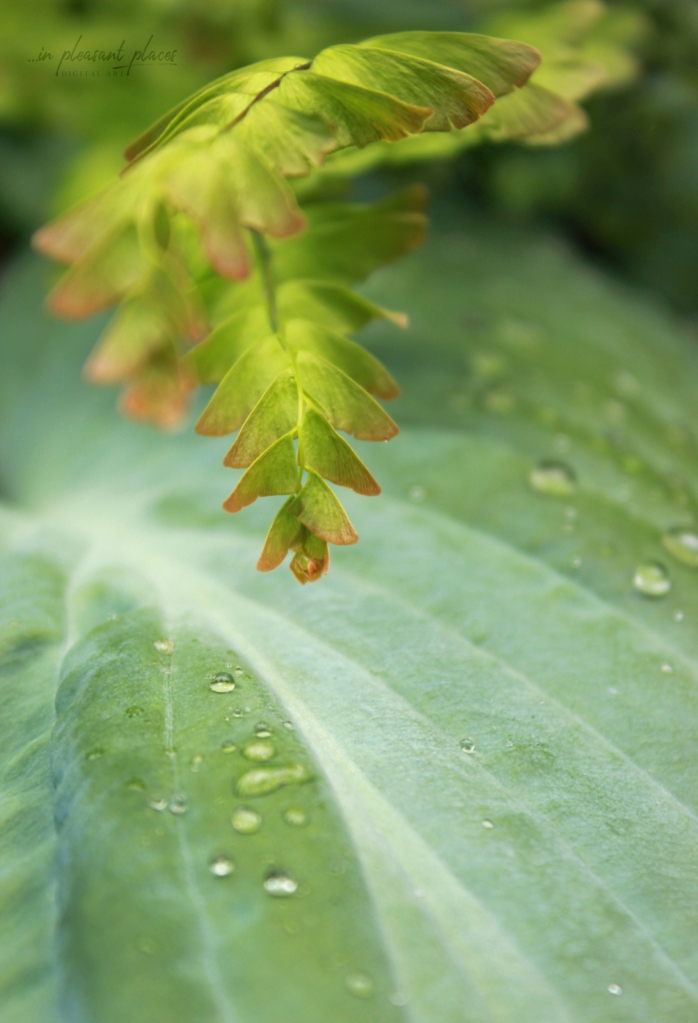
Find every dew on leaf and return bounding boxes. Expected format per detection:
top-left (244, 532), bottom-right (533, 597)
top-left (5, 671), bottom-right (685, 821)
top-left (345, 972), bottom-right (375, 999)
top-left (608, 983), bottom-right (622, 996)
top-left (154, 639), bottom-right (173, 653)
top-left (237, 764), bottom-right (311, 797)
top-left (633, 562), bottom-right (671, 597)
top-left (282, 720), bottom-right (294, 730)
top-left (571, 556), bottom-right (582, 569)
top-left (264, 872), bottom-right (298, 897)
top-left (675, 611), bottom-right (684, 622)
top-left (209, 855), bottom-right (235, 877)
top-left (231, 807), bottom-right (262, 834)
top-left (148, 794), bottom-right (167, 812)
top-left (481, 819), bottom-right (494, 829)
top-left (529, 460), bottom-right (576, 497)
top-left (126, 778), bottom-right (145, 791)
top-left (243, 739), bottom-right (276, 762)
top-left (284, 808), bottom-right (308, 827)
top-left (460, 738), bottom-right (475, 753)
top-left (168, 794), bottom-right (188, 815)
top-left (221, 740), bottom-right (237, 753)
top-left (661, 663), bottom-right (673, 674)
top-left (254, 722), bottom-right (272, 738)
top-left (662, 527), bottom-right (698, 567)
top-left (210, 672), bottom-right (235, 693)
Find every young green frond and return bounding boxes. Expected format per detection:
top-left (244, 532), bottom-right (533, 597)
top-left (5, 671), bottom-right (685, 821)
top-left (33, 28), bottom-right (586, 581)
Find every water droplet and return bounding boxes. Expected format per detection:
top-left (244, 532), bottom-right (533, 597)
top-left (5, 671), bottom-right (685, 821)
top-left (233, 667), bottom-right (245, 677)
top-left (190, 755), bottom-right (203, 772)
top-left (282, 720), bottom-right (294, 730)
top-left (565, 506), bottom-right (577, 520)
top-left (126, 777), bottom-right (146, 791)
top-left (86, 748), bottom-right (104, 761)
top-left (168, 794), bottom-right (188, 815)
top-left (264, 872), bottom-right (298, 897)
top-left (125, 706), bottom-right (145, 718)
top-left (662, 527), bottom-right (698, 567)
top-left (481, 819), bottom-right (494, 829)
top-left (232, 708), bottom-right (244, 717)
top-left (633, 562), bottom-right (671, 597)
top-left (675, 610), bottom-right (684, 622)
top-left (409, 485), bottom-right (426, 502)
top-left (529, 460), bottom-right (576, 497)
top-left (237, 764), bottom-right (311, 797)
top-left (210, 672), bottom-right (235, 693)
top-left (571, 556), bottom-right (582, 569)
top-left (284, 808), bottom-right (308, 827)
top-left (242, 739), bottom-right (276, 762)
top-left (390, 991), bottom-right (409, 1007)
top-left (209, 855), bottom-right (234, 877)
top-left (148, 794), bottom-right (167, 812)
top-left (345, 972), bottom-right (375, 999)
top-left (608, 983), bottom-right (622, 996)
top-left (221, 740), bottom-right (237, 753)
top-left (460, 738), bottom-right (475, 753)
top-left (231, 807), bottom-right (262, 834)
top-left (661, 663), bottom-right (673, 674)
top-left (254, 722), bottom-right (272, 738)
top-left (154, 639), bottom-right (173, 654)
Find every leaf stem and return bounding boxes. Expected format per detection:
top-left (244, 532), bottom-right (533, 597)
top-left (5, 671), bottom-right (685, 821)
top-left (250, 228), bottom-right (305, 494)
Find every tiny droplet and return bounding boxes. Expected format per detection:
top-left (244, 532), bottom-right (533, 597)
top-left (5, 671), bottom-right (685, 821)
top-left (154, 639), bottom-right (173, 654)
top-left (661, 663), bottom-right (673, 674)
top-left (190, 754), bottom-right (203, 772)
top-left (231, 807), bottom-right (262, 834)
top-left (254, 722), bottom-right (272, 737)
top-left (481, 819), bottom-right (494, 829)
top-left (529, 460), bottom-right (576, 497)
top-left (243, 739), bottom-right (276, 762)
top-left (86, 748), bottom-right (104, 761)
top-left (662, 527), bottom-right (698, 568)
top-left (148, 794), bottom-right (167, 812)
top-left (221, 740), bottom-right (237, 753)
top-left (345, 972), bottom-right (375, 999)
top-left (210, 672), bottom-right (235, 693)
top-left (284, 808), bottom-right (308, 827)
top-left (209, 855), bottom-right (234, 877)
top-left (168, 794), bottom-right (188, 815)
top-left (633, 562), bottom-right (671, 597)
top-left (409, 485), bottom-right (425, 502)
top-left (460, 738), bottom-right (475, 753)
top-left (608, 983), bottom-right (622, 996)
top-left (675, 610), bottom-right (684, 622)
top-left (264, 872), bottom-right (298, 897)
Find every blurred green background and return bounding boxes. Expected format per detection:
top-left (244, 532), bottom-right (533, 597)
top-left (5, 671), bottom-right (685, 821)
top-left (1, 0), bottom-right (696, 315)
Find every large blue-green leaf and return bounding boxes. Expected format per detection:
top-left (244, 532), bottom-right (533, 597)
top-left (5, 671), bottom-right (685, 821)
top-left (1, 209), bottom-right (697, 1021)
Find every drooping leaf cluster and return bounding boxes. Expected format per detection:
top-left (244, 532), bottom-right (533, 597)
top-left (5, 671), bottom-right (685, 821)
top-left (34, 29), bottom-right (561, 581)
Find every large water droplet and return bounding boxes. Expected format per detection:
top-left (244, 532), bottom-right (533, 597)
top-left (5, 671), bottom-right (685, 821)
top-left (284, 808), bottom-right (308, 827)
top-left (237, 764), bottom-right (311, 797)
top-left (209, 855), bottom-right (234, 877)
top-left (231, 807), bottom-right (262, 834)
top-left (243, 739), bottom-right (276, 762)
top-left (264, 872), bottom-right (298, 897)
top-left (529, 460), bottom-right (576, 497)
top-left (210, 672), bottom-right (235, 693)
top-left (168, 794), bottom-right (188, 815)
top-left (608, 983), bottom-right (622, 996)
top-left (460, 738), bottom-right (475, 753)
top-left (345, 972), bottom-right (375, 999)
top-left (662, 527), bottom-right (698, 568)
top-left (633, 562), bottom-right (671, 597)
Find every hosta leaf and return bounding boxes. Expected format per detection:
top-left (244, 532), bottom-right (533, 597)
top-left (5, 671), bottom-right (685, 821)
top-left (297, 351), bottom-right (399, 441)
top-left (287, 470), bottom-right (359, 545)
top-left (358, 33), bottom-right (540, 97)
top-left (286, 318), bottom-right (399, 400)
top-left (195, 336), bottom-right (291, 437)
top-left (311, 45), bottom-right (495, 132)
top-left (3, 205), bottom-right (698, 1022)
top-left (223, 434), bottom-right (298, 513)
top-left (302, 406), bottom-right (380, 496)
top-left (225, 370), bottom-right (299, 470)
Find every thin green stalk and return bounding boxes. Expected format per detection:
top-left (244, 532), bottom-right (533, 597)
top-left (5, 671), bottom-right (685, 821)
top-left (251, 228), bottom-right (305, 494)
